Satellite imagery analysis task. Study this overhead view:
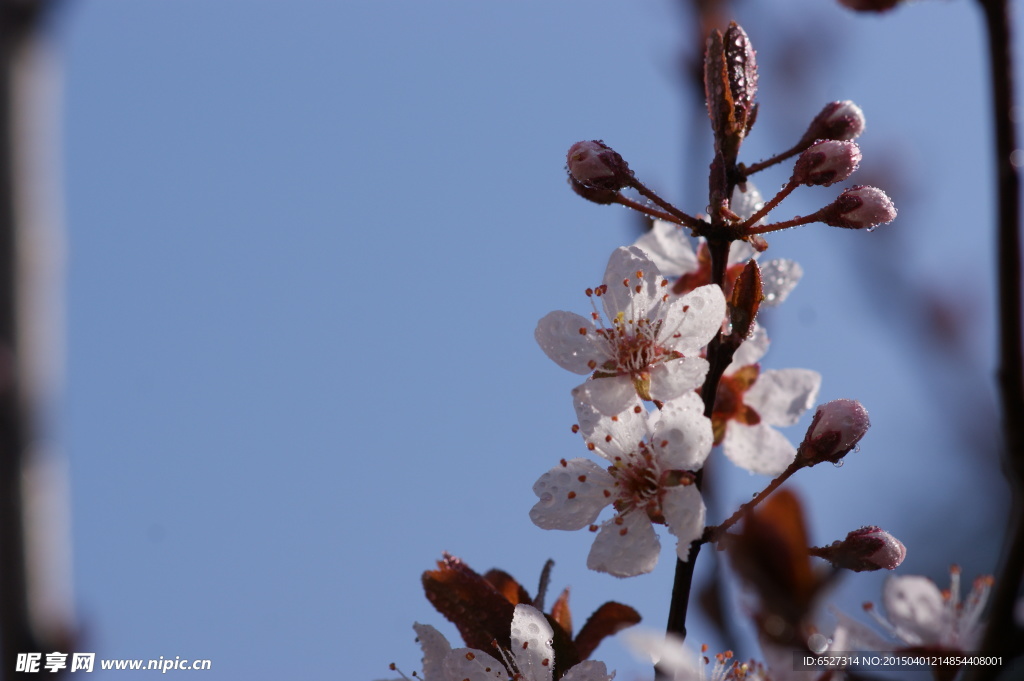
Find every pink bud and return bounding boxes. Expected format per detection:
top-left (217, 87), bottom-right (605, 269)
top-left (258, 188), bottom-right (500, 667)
top-left (792, 140), bottom-right (862, 186)
top-left (813, 526), bottom-right (906, 572)
top-left (566, 140), bottom-right (634, 191)
top-left (838, 0), bottom-right (903, 12)
top-left (801, 101), bottom-right (866, 144)
top-left (821, 185), bottom-right (897, 230)
top-left (568, 176), bottom-right (619, 205)
top-left (799, 398), bottom-right (870, 466)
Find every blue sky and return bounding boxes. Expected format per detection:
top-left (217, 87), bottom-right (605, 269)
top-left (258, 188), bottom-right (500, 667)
top-left (41, 1), bottom-right (1019, 678)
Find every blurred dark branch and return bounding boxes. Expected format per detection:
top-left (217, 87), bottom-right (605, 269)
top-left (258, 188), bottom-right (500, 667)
top-left (0, 1), bottom-right (69, 678)
top-left (973, 0), bottom-right (1024, 673)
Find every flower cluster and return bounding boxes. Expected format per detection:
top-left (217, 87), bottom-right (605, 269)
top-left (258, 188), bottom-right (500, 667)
top-left (378, 18), bottom-right (999, 681)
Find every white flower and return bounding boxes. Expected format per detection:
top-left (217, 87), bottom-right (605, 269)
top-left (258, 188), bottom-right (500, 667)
top-left (536, 246), bottom-right (725, 416)
top-left (858, 567), bottom-right (993, 651)
top-left (829, 567), bottom-right (993, 666)
top-left (444, 605), bottom-right (615, 681)
top-left (530, 393), bottom-right (712, 577)
top-left (712, 327), bottom-right (821, 476)
top-left (633, 185), bottom-right (803, 306)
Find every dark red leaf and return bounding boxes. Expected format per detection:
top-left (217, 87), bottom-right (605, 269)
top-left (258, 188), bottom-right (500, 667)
top-left (483, 568), bottom-right (531, 606)
top-left (422, 554), bottom-right (515, 652)
top-left (550, 587), bottom-right (573, 636)
top-left (574, 602), bottom-right (642, 660)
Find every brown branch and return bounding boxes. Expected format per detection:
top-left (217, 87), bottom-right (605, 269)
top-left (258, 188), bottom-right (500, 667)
top-left (972, 0), bottom-right (1024, 675)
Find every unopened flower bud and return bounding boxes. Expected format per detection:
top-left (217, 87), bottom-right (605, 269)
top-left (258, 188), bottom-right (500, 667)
top-left (792, 140), bottom-right (862, 186)
top-left (568, 175), bottom-right (619, 205)
top-left (838, 0), bottom-right (903, 12)
top-left (812, 526), bottom-right (906, 572)
top-left (566, 140), bottom-right (634, 191)
top-left (798, 398), bottom-right (870, 466)
top-left (800, 101), bottom-right (866, 145)
top-left (820, 185), bottom-right (897, 230)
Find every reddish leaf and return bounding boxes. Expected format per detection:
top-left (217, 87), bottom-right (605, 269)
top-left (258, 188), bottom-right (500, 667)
top-left (574, 602), bottom-right (642, 660)
top-left (726, 489), bottom-right (830, 646)
top-left (550, 587), bottom-right (573, 636)
top-left (483, 568), bottom-right (531, 606)
top-left (422, 554), bottom-right (515, 652)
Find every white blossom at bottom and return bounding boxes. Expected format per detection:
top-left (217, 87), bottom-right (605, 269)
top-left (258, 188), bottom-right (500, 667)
top-left (385, 605), bottom-right (615, 681)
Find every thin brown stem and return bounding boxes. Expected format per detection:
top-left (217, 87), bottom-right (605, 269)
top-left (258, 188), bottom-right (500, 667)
top-left (613, 194), bottom-right (688, 225)
top-left (737, 180), bottom-right (797, 231)
top-left (629, 179), bottom-right (706, 231)
top-left (704, 460), bottom-right (802, 543)
top-left (741, 146), bottom-right (803, 177)
top-left (745, 213), bottom-right (823, 236)
top-left (663, 238), bottom-right (736, 650)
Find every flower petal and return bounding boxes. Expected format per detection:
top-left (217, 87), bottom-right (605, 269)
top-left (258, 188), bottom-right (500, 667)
top-left (587, 511), bottom-right (660, 578)
top-left (730, 182), bottom-right (765, 223)
top-left (443, 648), bottom-right (507, 681)
top-left (535, 310), bottom-right (607, 374)
top-left (723, 422), bottom-right (797, 476)
top-left (623, 631), bottom-right (697, 677)
top-left (572, 376), bottom-right (640, 418)
top-left (633, 220), bottom-right (698, 277)
top-left (530, 459), bottom-right (614, 530)
top-left (511, 604), bottom-right (556, 681)
top-left (663, 485), bottom-right (705, 560)
top-left (882, 575), bottom-right (945, 646)
top-left (658, 284), bottom-right (726, 355)
top-left (760, 258), bottom-right (803, 306)
top-left (745, 368), bottom-right (821, 427)
top-left (573, 396), bottom-right (649, 460)
top-left (649, 392), bottom-right (713, 471)
top-left (828, 609), bottom-right (893, 652)
top-left (601, 246), bottom-right (662, 323)
top-left (562, 660), bottom-right (615, 681)
top-left (648, 357), bottom-right (709, 402)
top-left (412, 623), bottom-right (452, 681)
top-left (728, 324), bottom-right (769, 370)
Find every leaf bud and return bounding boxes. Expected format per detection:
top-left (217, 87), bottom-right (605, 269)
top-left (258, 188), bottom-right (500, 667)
top-left (704, 23), bottom-right (758, 162)
top-left (729, 260), bottom-right (762, 340)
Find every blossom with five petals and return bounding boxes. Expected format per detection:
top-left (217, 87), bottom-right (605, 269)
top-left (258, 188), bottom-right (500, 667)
top-left (710, 327), bottom-right (821, 476)
top-left (530, 392), bottom-right (712, 577)
top-left (535, 246), bottom-right (725, 416)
